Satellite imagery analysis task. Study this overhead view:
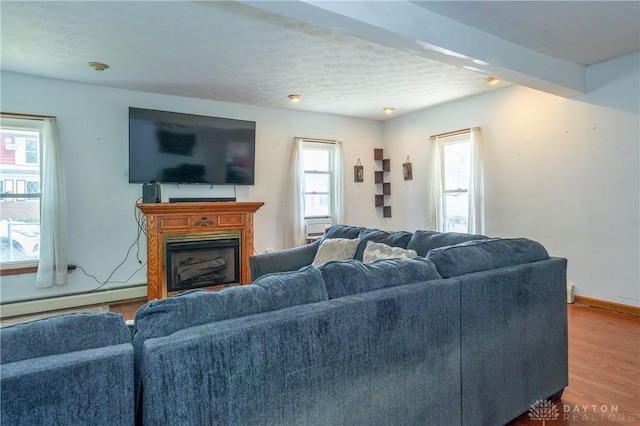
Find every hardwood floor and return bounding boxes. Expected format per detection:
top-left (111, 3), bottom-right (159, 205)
top-left (107, 297), bottom-right (146, 321)
top-left (508, 304), bottom-right (640, 425)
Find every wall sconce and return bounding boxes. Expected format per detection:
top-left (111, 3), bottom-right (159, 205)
top-left (402, 156), bottom-right (413, 180)
top-left (354, 158), bottom-right (364, 182)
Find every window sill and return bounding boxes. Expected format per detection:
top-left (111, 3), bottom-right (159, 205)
top-left (0, 264), bottom-right (38, 276)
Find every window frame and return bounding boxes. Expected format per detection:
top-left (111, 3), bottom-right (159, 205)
top-left (439, 134), bottom-right (471, 233)
top-left (0, 117), bottom-right (44, 274)
top-left (301, 141), bottom-right (337, 220)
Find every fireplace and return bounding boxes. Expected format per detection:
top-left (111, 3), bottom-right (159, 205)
top-left (137, 201), bottom-right (264, 301)
top-left (165, 233), bottom-right (240, 292)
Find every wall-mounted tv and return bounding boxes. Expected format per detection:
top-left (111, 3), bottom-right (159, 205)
top-left (128, 107), bottom-right (256, 185)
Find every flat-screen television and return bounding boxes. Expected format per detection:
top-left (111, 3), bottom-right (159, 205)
top-left (128, 107), bottom-right (256, 185)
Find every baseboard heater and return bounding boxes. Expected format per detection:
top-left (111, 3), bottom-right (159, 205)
top-left (0, 285), bottom-right (147, 319)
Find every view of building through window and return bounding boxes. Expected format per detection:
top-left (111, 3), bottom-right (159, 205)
top-left (0, 123), bottom-right (42, 264)
top-left (442, 138), bottom-right (471, 233)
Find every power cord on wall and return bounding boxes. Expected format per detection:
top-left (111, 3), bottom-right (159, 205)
top-left (74, 198), bottom-right (147, 293)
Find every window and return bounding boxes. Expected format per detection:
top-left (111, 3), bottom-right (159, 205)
top-left (286, 138), bottom-right (343, 247)
top-left (429, 127), bottom-right (484, 235)
top-left (301, 142), bottom-right (336, 218)
top-left (0, 119), bottom-right (42, 264)
top-left (441, 136), bottom-right (471, 233)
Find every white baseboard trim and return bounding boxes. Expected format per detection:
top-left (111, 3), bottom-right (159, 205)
top-left (0, 285), bottom-right (147, 319)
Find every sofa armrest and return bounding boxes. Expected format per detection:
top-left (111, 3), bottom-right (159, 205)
top-left (249, 240), bottom-right (320, 281)
top-left (0, 312), bottom-right (131, 364)
top-left (458, 257), bottom-right (568, 425)
top-left (1, 344), bottom-right (135, 425)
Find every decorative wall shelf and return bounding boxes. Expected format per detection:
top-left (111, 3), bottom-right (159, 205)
top-left (373, 148), bottom-right (391, 218)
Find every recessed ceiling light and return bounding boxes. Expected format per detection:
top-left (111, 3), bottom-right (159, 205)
top-left (383, 107), bottom-right (395, 114)
top-left (486, 77), bottom-right (500, 85)
top-left (88, 61), bottom-right (110, 71)
top-left (288, 94), bottom-right (302, 103)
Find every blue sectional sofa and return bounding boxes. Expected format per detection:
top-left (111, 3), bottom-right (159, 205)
top-left (133, 225), bottom-right (567, 425)
top-left (0, 225), bottom-right (568, 425)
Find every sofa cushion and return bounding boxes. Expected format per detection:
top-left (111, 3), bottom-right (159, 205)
top-left (363, 241), bottom-right (417, 263)
top-left (312, 237), bottom-right (360, 266)
top-left (133, 266), bottom-right (328, 347)
top-left (0, 312), bottom-right (131, 364)
top-left (138, 279), bottom-right (462, 426)
top-left (319, 258), bottom-right (442, 299)
top-left (354, 229), bottom-right (413, 260)
top-left (252, 266), bottom-right (329, 302)
top-left (250, 239), bottom-right (321, 281)
top-left (406, 230), bottom-right (489, 257)
top-left (426, 238), bottom-right (550, 278)
top-left (323, 224), bottom-right (367, 240)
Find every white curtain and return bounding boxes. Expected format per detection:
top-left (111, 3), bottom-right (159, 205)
top-left (36, 118), bottom-right (68, 287)
top-left (426, 137), bottom-right (444, 231)
top-left (332, 141), bottom-right (345, 224)
top-left (284, 138), bottom-right (345, 248)
top-left (284, 137), bottom-right (306, 248)
top-left (467, 127), bottom-right (485, 234)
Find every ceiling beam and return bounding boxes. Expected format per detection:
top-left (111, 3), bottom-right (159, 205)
top-left (241, 0), bottom-right (585, 98)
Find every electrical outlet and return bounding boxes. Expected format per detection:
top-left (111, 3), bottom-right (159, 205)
top-left (265, 248), bottom-right (274, 253)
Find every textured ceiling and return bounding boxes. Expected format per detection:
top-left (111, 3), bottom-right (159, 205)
top-left (1, 1), bottom-right (638, 121)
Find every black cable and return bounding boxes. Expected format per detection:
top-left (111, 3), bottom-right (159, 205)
top-left (77, 260), bottom-right (146, 290)
top-left (75, 198), bottom-right (147, 292)
top-left (83, 233), bottom-right (146, 292)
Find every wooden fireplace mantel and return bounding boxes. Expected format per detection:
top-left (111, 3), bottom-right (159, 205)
top-left (137, 201), bottom-right (264, 301)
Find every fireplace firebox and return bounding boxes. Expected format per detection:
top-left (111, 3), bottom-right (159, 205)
top-left (165, 238), bottom-right (240, 292)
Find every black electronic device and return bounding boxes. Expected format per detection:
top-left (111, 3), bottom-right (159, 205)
top-left (142, 182), bottom-right (161, 203)
top-left (128, 107), bottom-right (256, 185)
top-left (169, 197), bottom-right (236, 203)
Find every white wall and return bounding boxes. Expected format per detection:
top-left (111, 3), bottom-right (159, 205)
top-left (0, 72), bottom-right (383, 302)
top-left (3, 52), bottom-right (638, 307)
top-left (382, 52), bottom-right (640, 307)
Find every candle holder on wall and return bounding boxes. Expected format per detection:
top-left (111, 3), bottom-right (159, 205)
top-left (402, 156), bottom-right (413, 180)
top-left (354, 158), bottom-right (364, 182)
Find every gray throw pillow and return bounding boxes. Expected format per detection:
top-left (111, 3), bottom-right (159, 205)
top-left (312, 238), bottom-right (360, 266)
top-left (363, 241), bottom-right (417, 263)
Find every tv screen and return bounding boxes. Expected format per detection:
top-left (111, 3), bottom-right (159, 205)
top-left (128, 107), bottom-right (256, 185)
